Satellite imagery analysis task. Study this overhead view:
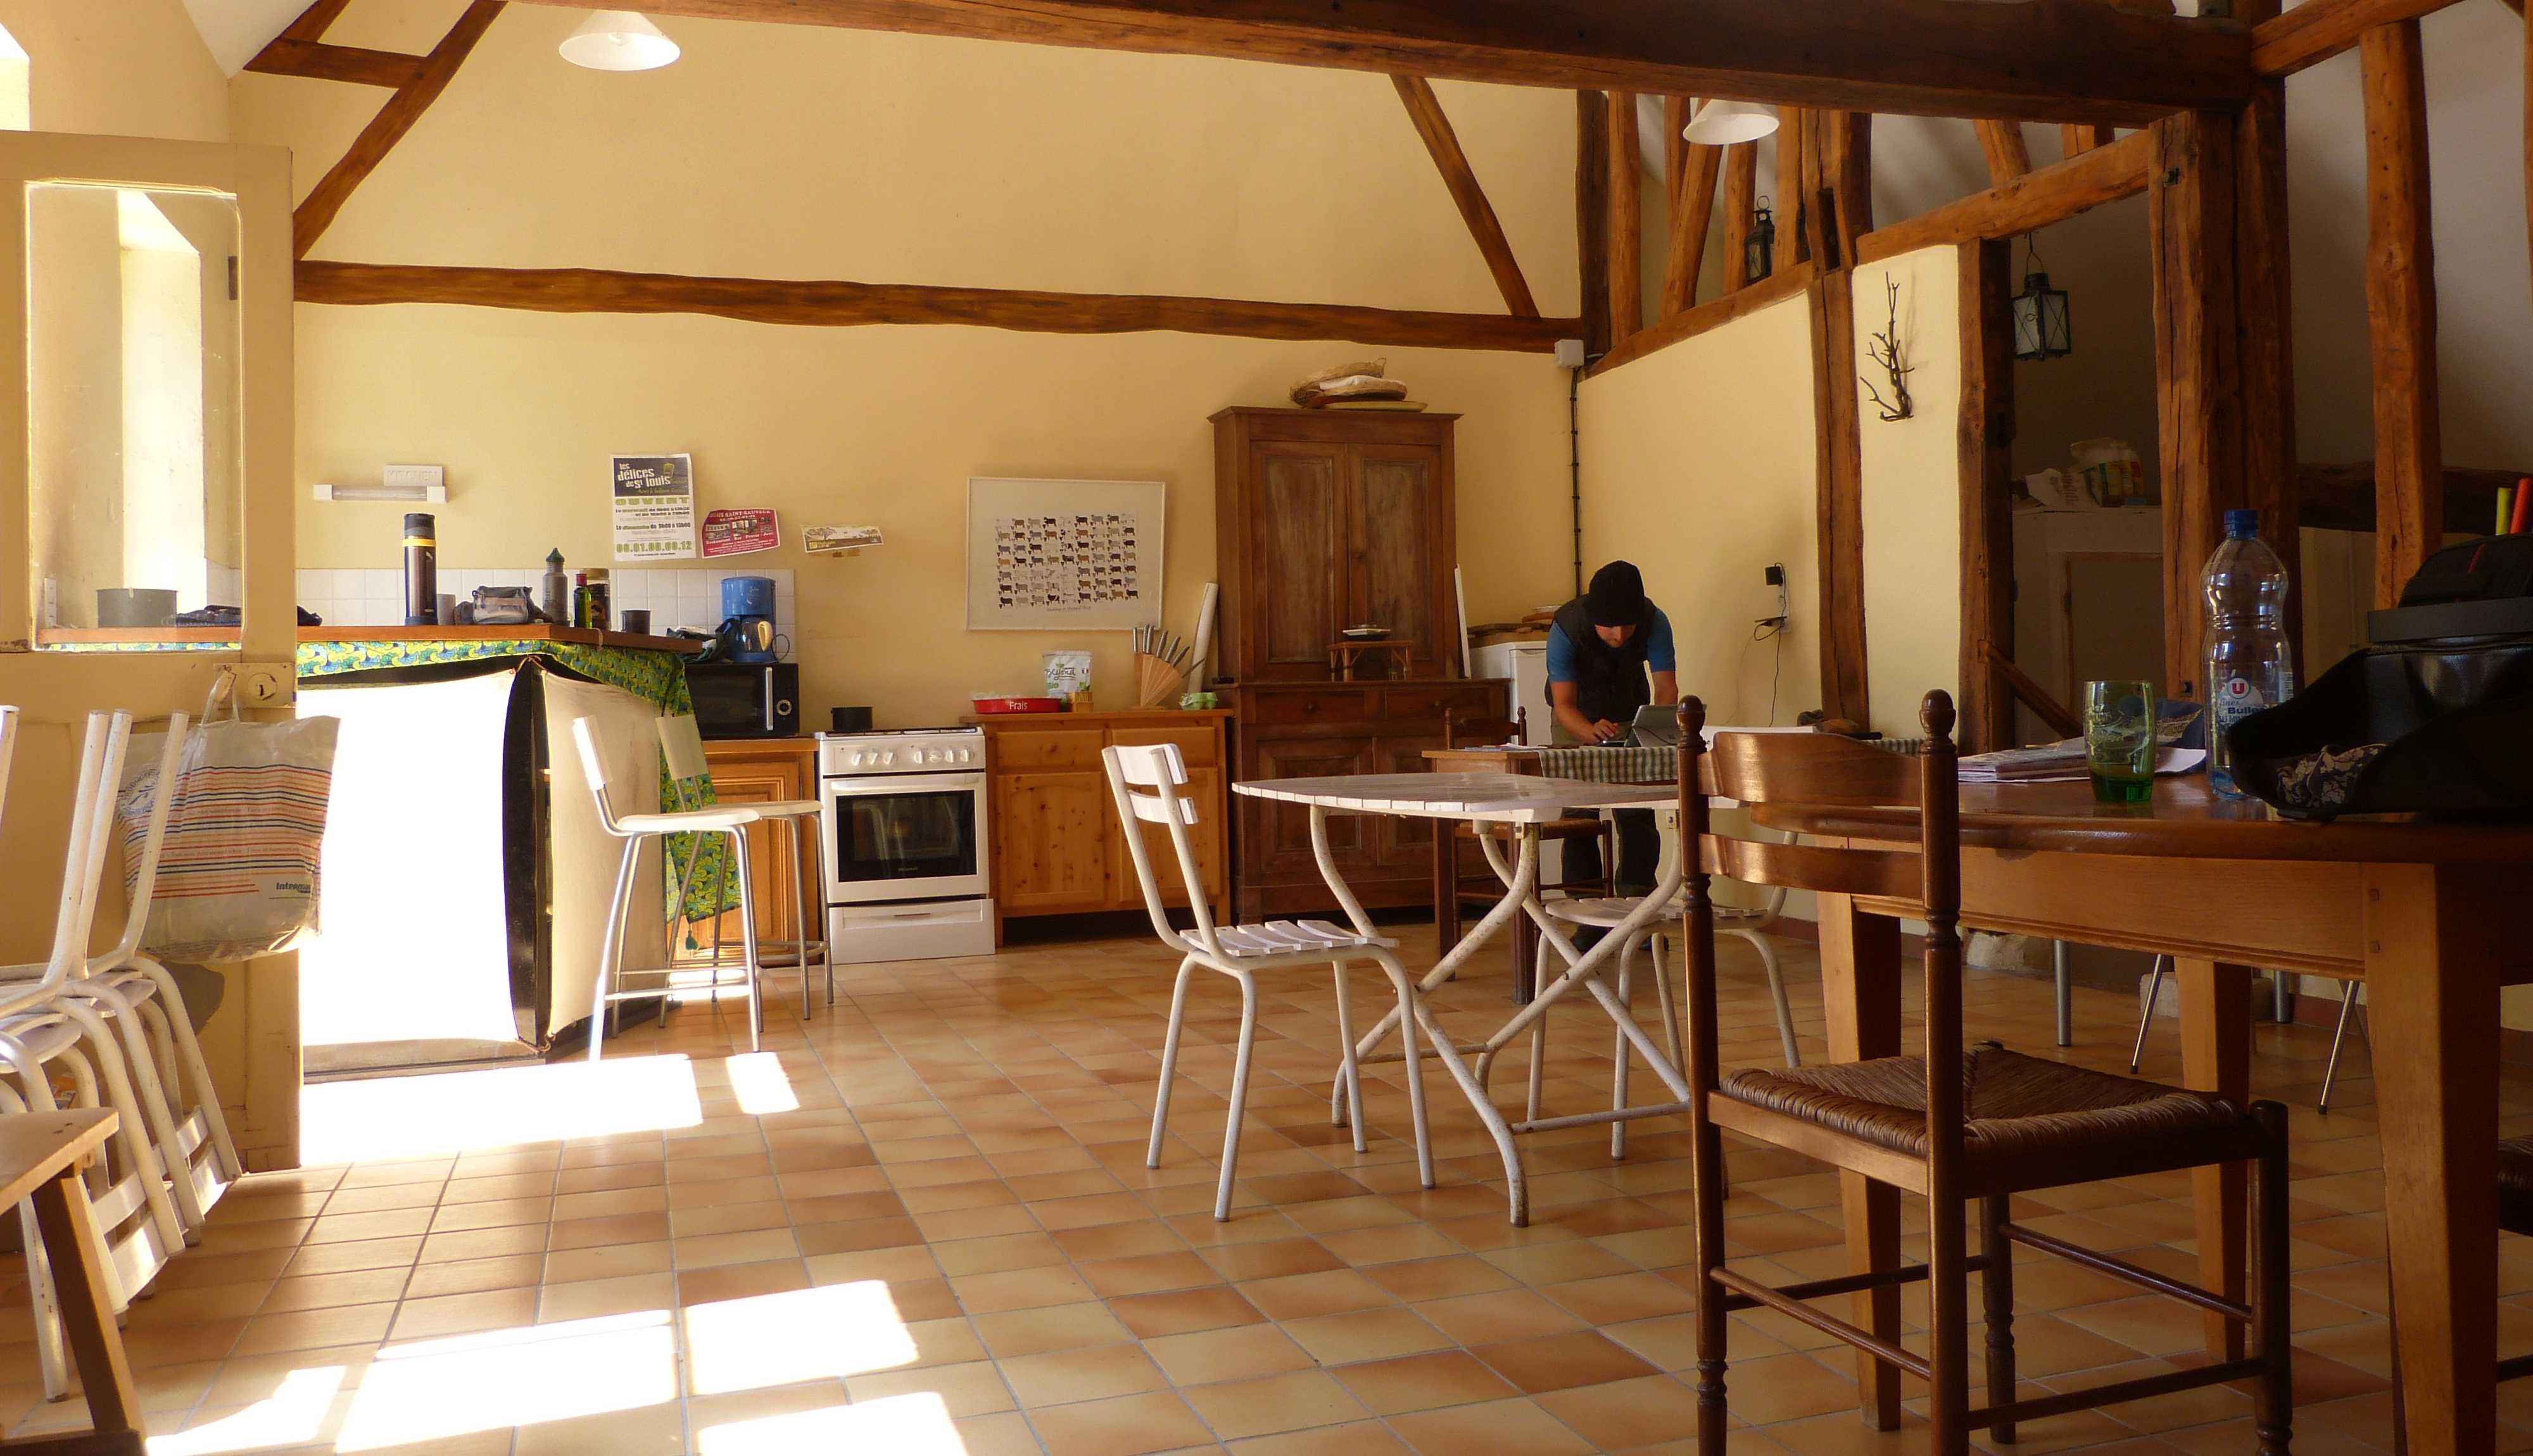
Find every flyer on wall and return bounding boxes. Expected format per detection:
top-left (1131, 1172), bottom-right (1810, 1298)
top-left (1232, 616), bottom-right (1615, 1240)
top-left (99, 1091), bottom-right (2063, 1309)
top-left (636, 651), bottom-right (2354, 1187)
top-left (610, 454), bottom-right (698, 562)
top-left (702, 508), bottom-right (780, 557)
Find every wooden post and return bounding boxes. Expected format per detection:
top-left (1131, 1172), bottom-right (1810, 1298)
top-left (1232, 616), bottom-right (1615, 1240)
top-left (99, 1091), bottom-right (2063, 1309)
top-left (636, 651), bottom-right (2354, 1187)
top-left (2060, 122), bottom-right (2116, 157)
top-left (1812, 273), bottom-right (1872, 725)
top-left (1959, 239), bottom-right (2016, 753)
top-left (2235, 0), bottom-right (2301, 650)
top-left (1721, 143), bottom-right (1759, 291)
top-left (1663, 143), bottom-right (1723, 317)
top-left (1578, 90), bottom-right (1612, 358)
top-left (1974, 120), bottom-right (2034, 184)
top-left (2363, 22), bottom-right (2441, 607)
top-left (1610, 91), bottom-right (1646, 345)
top-left (1817, 111), bottom-right (1873, 268)
top-left (1391, 77), bottom-right (1540, 317)
top-left (2149, 111), bottom-right (2244, 703)
top-left (1665, 94), bottom-right (1692, 202)
top-left (1775, 108), bottom-right (1810, 273)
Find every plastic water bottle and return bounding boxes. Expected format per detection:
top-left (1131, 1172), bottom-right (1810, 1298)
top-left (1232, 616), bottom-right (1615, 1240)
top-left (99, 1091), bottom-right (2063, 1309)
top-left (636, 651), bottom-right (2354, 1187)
top-left (2202, 508), bottom-right (2296, 797)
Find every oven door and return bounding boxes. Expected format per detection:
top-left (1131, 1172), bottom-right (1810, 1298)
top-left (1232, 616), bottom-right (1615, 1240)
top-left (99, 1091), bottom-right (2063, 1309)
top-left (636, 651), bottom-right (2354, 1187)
top-left (821, 772), bottom-right (989, 903)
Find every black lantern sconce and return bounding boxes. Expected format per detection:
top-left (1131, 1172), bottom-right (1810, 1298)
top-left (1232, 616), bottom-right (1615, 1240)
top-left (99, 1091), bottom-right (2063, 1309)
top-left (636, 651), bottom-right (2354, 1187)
top-left (2010, 235), bottom-right (2071, 361)
top-left (1746, 198), bottom-right (1775, 283)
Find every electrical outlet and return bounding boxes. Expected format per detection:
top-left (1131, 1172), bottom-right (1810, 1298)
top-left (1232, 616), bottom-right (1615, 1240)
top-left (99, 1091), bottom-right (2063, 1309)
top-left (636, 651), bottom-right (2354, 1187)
top-left (234, 663), bottom-right (293, 708)
top-left (1760, 562), bottom-right (1790, 627)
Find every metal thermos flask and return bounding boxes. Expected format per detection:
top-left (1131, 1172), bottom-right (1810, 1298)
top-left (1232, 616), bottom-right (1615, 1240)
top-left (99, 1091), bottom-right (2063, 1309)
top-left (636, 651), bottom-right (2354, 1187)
top-left (403, 513), bottom-right (438, 625)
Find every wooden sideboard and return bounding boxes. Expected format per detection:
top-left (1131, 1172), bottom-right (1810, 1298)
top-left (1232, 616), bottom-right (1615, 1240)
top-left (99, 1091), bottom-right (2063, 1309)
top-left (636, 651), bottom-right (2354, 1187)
top-left (690, 737), bottom-right (817, 955)
top-left (972, 710), bottom-right (1232, 938)
top-left (1227, 679), bottom-right (1506, 919)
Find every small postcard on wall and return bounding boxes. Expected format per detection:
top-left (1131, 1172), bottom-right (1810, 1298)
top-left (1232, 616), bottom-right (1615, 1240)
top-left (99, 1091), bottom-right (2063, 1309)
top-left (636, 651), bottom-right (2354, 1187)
top-left (702, 508), bottom-right (780, 557)
top-left (611, 454), bottom-right (698, 562)
top-left (967, 477), bottom-right (1165, 632)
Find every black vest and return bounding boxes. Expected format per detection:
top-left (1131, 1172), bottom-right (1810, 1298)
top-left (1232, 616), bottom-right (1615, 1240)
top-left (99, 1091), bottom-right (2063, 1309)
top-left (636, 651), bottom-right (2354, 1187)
top-left (1550, 596), bottom-right (1656, 724)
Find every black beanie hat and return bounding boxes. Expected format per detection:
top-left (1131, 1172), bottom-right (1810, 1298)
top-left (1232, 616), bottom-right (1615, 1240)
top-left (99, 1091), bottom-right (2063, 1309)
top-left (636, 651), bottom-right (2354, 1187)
top-left (1584, 561), bottom-right (1646, 627)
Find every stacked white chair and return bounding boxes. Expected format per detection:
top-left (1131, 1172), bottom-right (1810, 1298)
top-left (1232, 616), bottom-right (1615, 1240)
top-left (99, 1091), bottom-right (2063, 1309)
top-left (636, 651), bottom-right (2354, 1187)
top-left (656, 715), bottom-right (830, 1019)
top-left (1104, 742), bottom-right (1434, 1221)
top-left (0, 710), bottom-right (193, 1400)
top-left (574, 716), bottom-right (768, 1057)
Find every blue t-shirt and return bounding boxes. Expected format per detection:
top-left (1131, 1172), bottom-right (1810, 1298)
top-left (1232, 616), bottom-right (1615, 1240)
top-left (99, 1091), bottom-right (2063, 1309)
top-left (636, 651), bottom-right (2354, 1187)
top-left (1546, 606), bottom-right (1675, 685)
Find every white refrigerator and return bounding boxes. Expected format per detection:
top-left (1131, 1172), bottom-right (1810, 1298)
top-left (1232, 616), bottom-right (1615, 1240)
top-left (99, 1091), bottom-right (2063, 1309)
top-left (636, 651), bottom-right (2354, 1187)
top-left (1474, 640), bottom-right (1562, 881)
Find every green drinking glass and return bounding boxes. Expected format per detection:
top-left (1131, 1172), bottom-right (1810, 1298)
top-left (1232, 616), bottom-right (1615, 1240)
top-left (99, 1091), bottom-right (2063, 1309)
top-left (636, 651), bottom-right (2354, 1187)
top-left (2083, 680), bottom-right (2156, 805)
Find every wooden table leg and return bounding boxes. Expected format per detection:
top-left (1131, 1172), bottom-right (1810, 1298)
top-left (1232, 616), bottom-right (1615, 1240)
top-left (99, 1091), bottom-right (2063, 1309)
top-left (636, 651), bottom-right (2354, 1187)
top-left (2176, 957), bottom-right (2250, 1361)
top-left (1817, 891), bottom-right (1904, 1430)
top-left (30, 1169), bottom-right (137, 1440)
top-left (2365, 863), bottom-right (2501, 1456)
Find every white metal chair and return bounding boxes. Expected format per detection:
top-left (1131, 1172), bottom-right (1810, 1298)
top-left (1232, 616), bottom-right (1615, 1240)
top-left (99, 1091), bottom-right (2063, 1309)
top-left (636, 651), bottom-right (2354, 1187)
top-left (572, 716), bottom-right (765, 1058)
top-left (0, 710), bottom-right (194, 1400)
top-left (657, 715), bottom-right (830, 1017)
top-left (2128, 955), bottom-right (2368, 1112)
top-left (1104, 743), bottom-right (1434, 1221)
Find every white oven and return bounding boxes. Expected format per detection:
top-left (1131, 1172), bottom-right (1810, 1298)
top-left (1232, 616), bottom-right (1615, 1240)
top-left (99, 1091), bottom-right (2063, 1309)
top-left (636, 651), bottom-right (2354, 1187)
top-left (818, 727), bottom-right (994, 961)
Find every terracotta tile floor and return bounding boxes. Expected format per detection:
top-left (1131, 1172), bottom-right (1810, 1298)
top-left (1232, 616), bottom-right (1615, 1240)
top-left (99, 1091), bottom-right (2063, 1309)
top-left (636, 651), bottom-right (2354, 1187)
top-left (3, 926), bottom-right (2530, 1453)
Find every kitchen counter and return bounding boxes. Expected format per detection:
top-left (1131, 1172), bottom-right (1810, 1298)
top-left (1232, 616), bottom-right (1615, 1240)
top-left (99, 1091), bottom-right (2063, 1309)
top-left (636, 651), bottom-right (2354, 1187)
top-left (35, 624), bottom-right (703, 654)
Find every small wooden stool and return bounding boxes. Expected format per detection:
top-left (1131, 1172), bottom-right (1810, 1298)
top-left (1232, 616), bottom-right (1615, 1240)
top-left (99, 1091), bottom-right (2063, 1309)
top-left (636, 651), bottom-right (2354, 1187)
top-left (0, 1108), bottom-right (142, 1455)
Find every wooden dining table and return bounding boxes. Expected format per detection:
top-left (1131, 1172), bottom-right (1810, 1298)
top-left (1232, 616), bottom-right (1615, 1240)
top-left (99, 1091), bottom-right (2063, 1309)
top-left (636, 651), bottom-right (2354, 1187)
top-left (1757, 775), bottom-right (2533, 1456)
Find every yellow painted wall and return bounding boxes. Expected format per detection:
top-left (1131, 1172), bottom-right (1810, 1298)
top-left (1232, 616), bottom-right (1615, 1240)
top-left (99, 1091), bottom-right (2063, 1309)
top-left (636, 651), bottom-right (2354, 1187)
top-left (232, 3), bottom-right (1582, 725)
top-left (0, 0), bottom-right (225, 141)
top-left (1855, 246), bottom-right (1965, 738)
top-left (1574, 292), bottom-right (1822, 727)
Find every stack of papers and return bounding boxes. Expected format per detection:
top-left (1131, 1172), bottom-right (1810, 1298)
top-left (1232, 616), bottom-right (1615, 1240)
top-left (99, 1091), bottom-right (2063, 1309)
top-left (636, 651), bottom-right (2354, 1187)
top-left (1958, 740), bottom-right (2206, 783)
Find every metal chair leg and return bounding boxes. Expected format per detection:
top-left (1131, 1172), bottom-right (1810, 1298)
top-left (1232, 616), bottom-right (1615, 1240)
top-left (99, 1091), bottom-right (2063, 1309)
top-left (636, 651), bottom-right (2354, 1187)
top-left (589, 837), bottom-right (641, 1064)
top-left (1148, 958), bottom-right (1197, 1167)
top-left (1330, 962), bottom-right (1367, 1155)
top-left (1610, 940), bottom-right (1634, 1160)
top-left (2128, 954), bottom-right (2168, 1073)
top-left (1744, 931), bottom-right (1800, 1067)
top-left (2319, 984), bottom-right (2365, 1114)
top-left (1215, 974), bottom-right (1262, 1221)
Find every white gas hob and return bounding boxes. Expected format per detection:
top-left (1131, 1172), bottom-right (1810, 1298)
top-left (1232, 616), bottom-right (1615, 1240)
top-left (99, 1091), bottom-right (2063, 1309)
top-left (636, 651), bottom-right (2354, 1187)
top-left (816, 726), bottom-right (994, 962)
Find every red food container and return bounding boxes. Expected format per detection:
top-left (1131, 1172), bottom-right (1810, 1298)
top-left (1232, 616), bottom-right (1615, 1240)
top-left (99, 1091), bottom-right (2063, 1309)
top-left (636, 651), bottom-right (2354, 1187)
top-left (970, 696), bottom-right (1066, 715)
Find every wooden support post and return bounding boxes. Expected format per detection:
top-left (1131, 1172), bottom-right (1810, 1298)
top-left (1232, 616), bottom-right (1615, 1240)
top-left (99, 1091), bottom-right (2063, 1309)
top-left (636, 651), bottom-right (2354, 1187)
top-left (1721, 143), bottom-right (1759, 291)
top-left (1812, 272), bottom-right (1872, 725)
top-left (1665, 95), bottom-right (1692, 202)
top-left (1609, 91), bottom-right (1646, 345)
top-left (1959, 239), bottom-right (2016, 754)
top-left (294, 0), bottom-right (508, 259)
top-left (1578, 90), bottom-right (1612, 358)
top-left (2059, 122), bottom-right (2116, 157)
top-left (1775, 108), bottom-right (1810, 273)
top-left (1391, 76), bottom-right (1540, 317)
top-left (2363, 22), bottom-right (2442, 607)
top-left (2235, 0), bottom-right (2301, 648)
top-left (1817, 111), bottom-right (1873, 269)
top-left (1663, 142), bottom-right (1723, 317)
top-left (1857, 129), bottom-right (2150, 262)
top-left (1974, 120), bottom-right (2034, 184)
top-left (2149, 111), bottom-right (2244, 703)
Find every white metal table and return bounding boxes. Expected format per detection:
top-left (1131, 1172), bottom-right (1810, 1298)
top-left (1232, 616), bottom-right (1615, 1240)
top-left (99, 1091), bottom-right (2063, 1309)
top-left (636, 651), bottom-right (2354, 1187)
top-left (1234, 772), bottom-right (1690, 1224)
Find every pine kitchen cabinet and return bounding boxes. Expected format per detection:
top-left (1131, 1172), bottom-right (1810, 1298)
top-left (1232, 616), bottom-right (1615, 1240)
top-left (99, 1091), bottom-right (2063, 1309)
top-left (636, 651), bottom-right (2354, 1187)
top-left (688, 737), bottom-right (818, 953)
top-left (974, 710), bottom-right (1232, 938)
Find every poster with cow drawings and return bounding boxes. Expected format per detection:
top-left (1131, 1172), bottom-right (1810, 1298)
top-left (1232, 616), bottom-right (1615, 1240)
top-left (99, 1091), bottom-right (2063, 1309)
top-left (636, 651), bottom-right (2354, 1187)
top-left (966, 477), bottom-right (1165, 631)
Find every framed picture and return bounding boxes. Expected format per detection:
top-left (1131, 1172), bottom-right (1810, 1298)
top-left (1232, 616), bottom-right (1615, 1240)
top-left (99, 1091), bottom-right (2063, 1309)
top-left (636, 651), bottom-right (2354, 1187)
top-left (966, 477), bottom-right (1166, 632)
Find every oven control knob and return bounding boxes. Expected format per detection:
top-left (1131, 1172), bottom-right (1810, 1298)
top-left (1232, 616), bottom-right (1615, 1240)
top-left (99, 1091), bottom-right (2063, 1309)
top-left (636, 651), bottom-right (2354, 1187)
top-left (881, 751), bottom-right (895, 766)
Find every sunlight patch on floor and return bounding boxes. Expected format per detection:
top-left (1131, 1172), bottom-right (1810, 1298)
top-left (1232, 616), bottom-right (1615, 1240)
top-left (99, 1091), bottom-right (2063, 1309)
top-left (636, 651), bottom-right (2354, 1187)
top-left (696, 1392), bottom-right (964, 1455)
top-left (301, 1055), bottom-right (705, 1163)
top-left (682, 1281), bottom-right (915, 1395)
top-left (146, 1366), bottom-right (346, 1455)
top-left (333, 1311), bottom-right (677, 1450)
top-left (724, 1051), bottom-right (798, 1116)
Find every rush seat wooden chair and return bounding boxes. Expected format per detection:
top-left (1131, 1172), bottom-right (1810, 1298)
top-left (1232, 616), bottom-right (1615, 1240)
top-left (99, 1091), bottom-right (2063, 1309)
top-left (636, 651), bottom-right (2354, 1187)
top-left (1673, 692), bottom-right (2294, 1455)
top-left (1104, 741), bottom-right (1434, 1221)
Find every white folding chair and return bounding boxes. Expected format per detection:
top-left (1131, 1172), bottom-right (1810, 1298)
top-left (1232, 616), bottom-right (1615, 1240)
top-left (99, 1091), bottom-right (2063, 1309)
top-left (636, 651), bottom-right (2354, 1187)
top-left (1104, 743), bottom-right (1434, 1221)
top-left (572, 717), bottom-right (765, 1058)
top-left (657, 715), bottom-right (830, 1017)
top-left (0, 711), bottom-right (191, 1400)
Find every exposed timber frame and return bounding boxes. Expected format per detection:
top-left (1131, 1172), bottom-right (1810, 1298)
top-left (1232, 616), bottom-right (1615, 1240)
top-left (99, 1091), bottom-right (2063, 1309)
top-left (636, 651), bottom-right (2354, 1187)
top-left (2361, 20), bottom-right (2442, 606)
top-left (290, 0), bottom-right (508, 258)
top-left (1855, 130), bottom-right (2151, 263)
top-left (1391, 76), bottom-right (1540, 317)
top-left (515, 0), bottom-right (2251, 123)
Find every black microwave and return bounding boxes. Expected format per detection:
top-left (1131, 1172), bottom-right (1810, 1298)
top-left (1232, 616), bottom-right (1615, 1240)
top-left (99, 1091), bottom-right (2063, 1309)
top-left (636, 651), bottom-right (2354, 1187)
top-left (685, 661), bottom-right (799, 739)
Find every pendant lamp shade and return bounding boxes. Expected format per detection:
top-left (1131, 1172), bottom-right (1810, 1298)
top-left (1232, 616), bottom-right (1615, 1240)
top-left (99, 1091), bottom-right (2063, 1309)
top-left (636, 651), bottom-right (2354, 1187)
top-left (1682, 99), bottom-right (1779, 146)
top-left (560, 10), bottom-right (679, 70)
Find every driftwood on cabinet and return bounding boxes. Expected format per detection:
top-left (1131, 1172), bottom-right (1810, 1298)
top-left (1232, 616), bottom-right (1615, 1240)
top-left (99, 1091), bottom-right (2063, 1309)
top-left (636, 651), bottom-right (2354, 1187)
top-left (1390, 77), bottom-right (1539, 318)
top-left (292, 260), bottom-right (1584, 351)
top-left (512, 0), bottom-right (2252, 123)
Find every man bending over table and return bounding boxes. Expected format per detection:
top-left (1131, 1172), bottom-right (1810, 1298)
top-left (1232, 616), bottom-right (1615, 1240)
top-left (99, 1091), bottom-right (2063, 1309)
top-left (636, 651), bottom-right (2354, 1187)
top-left (1546, 560), bottom-right (1676, 896)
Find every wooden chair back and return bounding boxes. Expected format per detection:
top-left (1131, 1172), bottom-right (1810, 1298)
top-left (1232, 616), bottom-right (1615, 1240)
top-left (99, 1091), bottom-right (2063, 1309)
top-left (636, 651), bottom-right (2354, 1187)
top-left (1444, 706), bottom-right (1526, 750)
top-left (1101, 742), bottom-right (1223, 960)
top-left (1676, 691), bottom-right (1965, 1184)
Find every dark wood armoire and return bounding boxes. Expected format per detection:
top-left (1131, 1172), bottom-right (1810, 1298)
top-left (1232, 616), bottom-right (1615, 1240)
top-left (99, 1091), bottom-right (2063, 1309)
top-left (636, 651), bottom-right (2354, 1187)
top-left (1211, 407), bottom-right (1507, 919)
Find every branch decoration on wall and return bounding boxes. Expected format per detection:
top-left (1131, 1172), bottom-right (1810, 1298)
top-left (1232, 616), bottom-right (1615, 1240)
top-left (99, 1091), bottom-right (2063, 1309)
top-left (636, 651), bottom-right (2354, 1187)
top-left (1860, 275), bottom-right (1915, 423)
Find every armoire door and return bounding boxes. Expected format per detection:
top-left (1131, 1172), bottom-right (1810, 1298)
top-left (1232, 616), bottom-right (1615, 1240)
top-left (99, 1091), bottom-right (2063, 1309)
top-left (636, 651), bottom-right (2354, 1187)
top-left (1249, 441), bottom-right (1343, 679)
top-left (1347, 444), bottom-right (1446, 677)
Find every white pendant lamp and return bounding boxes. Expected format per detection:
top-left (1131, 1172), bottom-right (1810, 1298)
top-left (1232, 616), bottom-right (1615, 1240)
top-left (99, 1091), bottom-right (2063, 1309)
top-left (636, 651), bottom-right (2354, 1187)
top-left (1683, 99), bottom-right (1779, 145)
top-left (560, 9), bottom-right (679, 71)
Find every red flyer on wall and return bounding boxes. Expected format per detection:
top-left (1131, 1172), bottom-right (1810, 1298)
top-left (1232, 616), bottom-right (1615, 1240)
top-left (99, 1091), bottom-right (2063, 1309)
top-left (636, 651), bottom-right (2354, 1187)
top-left (702, 508), bottom-right (780, 557)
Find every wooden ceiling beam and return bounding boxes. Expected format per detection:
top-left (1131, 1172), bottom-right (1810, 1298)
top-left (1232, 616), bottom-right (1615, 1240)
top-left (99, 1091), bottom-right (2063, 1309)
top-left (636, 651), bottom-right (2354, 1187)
top-left (277, 0), bottom-right (356, 44)
top-left (294, 260), bottom-right (1583, 351)
top-left (245, 39), bottom-right (428, 88)
top-left (2252, 0), bottom-right (2464, 75)
top-left (1720, 142), bottom-right (1759, 291)
top-left (1974, 120), bottom-right (2033, 185)
top-left (1609, 91), bottom-right (1645, 344)
top-left (513, 0), bottom-right (2247, 123)
top-left (1588, 260), bottom-right (1813, 376)
top-left (2363, 20), bottom-right (2443, 607)
top-left (1661, 138), bottom-right (1722, 317)
top-left (294, 0), bottom-right (508, 259)
top-left (2059, 123), bottom-right (2116, 158)
top-left (1855, 128), bottom-right (2149, 263)
top-left (1390, 77), bottom-right (1538, 317)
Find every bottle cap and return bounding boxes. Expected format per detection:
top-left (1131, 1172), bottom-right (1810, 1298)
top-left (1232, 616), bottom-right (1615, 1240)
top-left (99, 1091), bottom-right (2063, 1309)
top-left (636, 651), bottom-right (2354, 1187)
top-left (403, 512), bottom-right (436, 540)
top-left (2223, 508), bottom-right (2259, 539)
top-left (546, 548), bottom-right (564, 567)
